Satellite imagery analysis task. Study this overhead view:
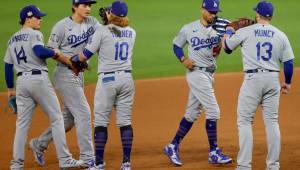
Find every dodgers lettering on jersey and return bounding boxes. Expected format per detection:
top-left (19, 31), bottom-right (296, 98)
top-left (4, 27), bottom-right (48, 73)
top-left (173, 20), bottom-right (219, 67)
top-left (225, 23), bottom-right (295, 71)
top-left (48, 16), bottom-right (101, 58)
top-left (85, 24), bottom-right (136, 73)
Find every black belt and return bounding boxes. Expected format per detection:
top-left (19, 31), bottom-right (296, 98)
top-left (245, 69), bottom-right (279, 73)
top-left (193, 66), bottom-right (216, 74)
top-left (102, 70), bottom-right (131, 75)
top-left (17, 70), bottom-right (48, 77)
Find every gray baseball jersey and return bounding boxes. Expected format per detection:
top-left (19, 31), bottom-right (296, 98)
top-left (173, 20), bottom-right (221, 121)
top-left (173, 20), bottom-right (219, 68)
top-left (225, 23), bottom-right (294, 71)
top-left (4, 28), bottom-right (47, 72)
top-left (85, 24), bottom-right (136, 127)
top-left (225, 23), bottom-right (295, 170)
top-left (4, 27), bottom-right (73, 169)
top-left (34, 16), bottom-right (101, 163)
top-left (85, 24), bottom-right (136, 73)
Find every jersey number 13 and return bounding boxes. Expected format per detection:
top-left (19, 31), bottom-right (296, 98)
top-left (256, 42), bottom-right (273, 61)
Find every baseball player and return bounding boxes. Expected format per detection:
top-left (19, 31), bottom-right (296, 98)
top-left (71, 1), bottom-right (135, 169)
top-left (4, 5), bottom-right (83, 169)
top-left (222, 1), bottom-right (294, 170)
top-left (164, 0), bottom-right (232, 166)
top-left (28, 0), bottom-right (101, 168)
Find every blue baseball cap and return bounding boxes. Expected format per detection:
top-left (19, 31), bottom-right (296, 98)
top-left (73, 0), bottom-right (97, 5)
top-left (20, 5), bottom-right (46, 21)
top-left (253, 1), bottom-right (274, 17)
top-left (111, 1), bottom-right (128, 17)
top-left (202, 0), bottom-right (221, 13)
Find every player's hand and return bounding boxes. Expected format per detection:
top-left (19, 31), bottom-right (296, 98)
top-left (281, 82), bottom-right (291, 94)
top-left (181, 57), bottom-right (194, 70)
top-left (7, 88), bottom-right (16, 98)
top-left (213, 44), bottom-right (222, 58)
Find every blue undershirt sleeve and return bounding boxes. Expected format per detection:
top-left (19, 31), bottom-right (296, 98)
top-left (5, 63), bottom-right (14, 88)
top-left (82, 48), bottom-right (94, 60)
top-left (173, 44), bottom-right (185, 61)
top-left (283, 59), bottom-right (293, 84)
top-left (33, 45), bottom-right (55, 59)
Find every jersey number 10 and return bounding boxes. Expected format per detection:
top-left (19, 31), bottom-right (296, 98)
top-left (256, 42), bottom-right (273, 61)
top-left (115, 42), bottom-right (129, 61)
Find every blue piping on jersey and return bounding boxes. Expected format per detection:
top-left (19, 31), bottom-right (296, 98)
top-left (5, 63), bottom-right (14, 88)
top-left (173, 44), bottom-right (184, 61)
top-left (33, 45), bottom-right (55, 59)
top-left (83, 48), bottom-right (94, 59)
top-left (224, 40), bottom-right (232, 54)
top-left (284, 59), bottom-right (293, 84)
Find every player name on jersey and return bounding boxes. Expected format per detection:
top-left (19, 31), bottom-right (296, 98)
top-left (254, 29), bottom-right (275, 38)
top-left (9, 34), bottom-right (29, 45)
top-left (112, 29), bottom-right (133, 38)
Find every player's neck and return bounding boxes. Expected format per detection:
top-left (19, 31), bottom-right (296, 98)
top-left (200, 16), bottom-right (209, 26)
top-left (71, 14), bottom-right (85, 24)
top-left (257, 19), bottom-right (270, 25)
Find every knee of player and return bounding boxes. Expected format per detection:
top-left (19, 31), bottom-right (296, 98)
top-left (184, 114), bottom-right (198, 122)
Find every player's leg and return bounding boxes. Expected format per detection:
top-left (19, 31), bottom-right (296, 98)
top-left (10, 80), bottom-right (36, 170)
top-left (163, 86), bottom-right (201, 166)
top-left (236, 74), bottom-right (262, 170)
top-left (31, 106), bottom-right (74, 153)
top-left (55, 69), bottom-right (94, 164)
top-left (261, 74), bottom-right (281, 170)
top-left (93, 75), bottom-right (116, 168)
top-left (187, 71), bottom-right (231, 164)
top-left (115, 73), bottom-right (135, 169)
top-left (33, 77), bottom-right (83, 168)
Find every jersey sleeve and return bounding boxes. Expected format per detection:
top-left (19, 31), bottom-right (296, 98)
top-left (3, 46), bottom-right (13, 64)
top-left (281, 34), bottom-right (295, 62)
top-left (224, 29), bottom-right (245, 50)
top-left (173, 25), bottom-right (188, 48)
top-left (85, 29), bottom-right (102, 54)
top-left (47, 22), bottom-right (64, 48)
top-left (31, 31), bottom-right (44, 48)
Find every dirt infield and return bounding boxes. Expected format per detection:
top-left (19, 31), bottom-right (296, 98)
top-left (1, 69), bottom-right (299, 170)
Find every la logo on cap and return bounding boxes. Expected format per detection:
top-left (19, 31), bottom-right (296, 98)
top-left (213, 1), bottom-right (217, 7)
top-left (27, 11), bottom-right (33, 17)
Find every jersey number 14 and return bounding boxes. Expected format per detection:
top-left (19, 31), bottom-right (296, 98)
top-left (256, 42), bottom-right (272, 61)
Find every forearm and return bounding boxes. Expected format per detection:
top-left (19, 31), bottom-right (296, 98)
top-left (284, 59), bottom-right (294, 84)
top-left (5, 63), bottom-right (14, 88)
top-left (173, 44), bottom-right (185, 61)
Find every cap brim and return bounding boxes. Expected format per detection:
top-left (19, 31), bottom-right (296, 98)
top-left (36, 12), bottom-right (46, 17)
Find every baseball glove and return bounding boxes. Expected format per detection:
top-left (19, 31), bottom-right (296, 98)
top-left (228, 18), bottom-right (256, 31)
top-left (99, 6), bottom-right (109, 25)
top-left (212, 16), bottom-right (231, 37)
top-left (8, 95), bottom-right (17, 114)
top-left (70, 55), bottom-right (89, 75)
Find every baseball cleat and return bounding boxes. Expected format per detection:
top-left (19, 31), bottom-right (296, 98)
top-left (60, 158), bottom-right (84, 170)
top-left (29, 138), bottom-right (45, 166)
top-left (120, 161), bottom-right (131, 170)
top-left (85, 162), bottom-right (105, 170)
top-left (82, 159), bottom-right (95, 168)
top-left (163, 143), bottom-right (182, 166)
top-left (208, 148), bottom-right (232, 164)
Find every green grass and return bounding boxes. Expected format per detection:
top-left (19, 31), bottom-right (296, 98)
top-left (0, 0), bottom-right (299, 91)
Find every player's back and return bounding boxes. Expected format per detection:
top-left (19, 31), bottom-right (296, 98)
top-left (96, 24), bottom-right (136, 73)
top-left (238, 23), bottom-right (292, 71)
top-left (5, 27), bottom-right (47, 73)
